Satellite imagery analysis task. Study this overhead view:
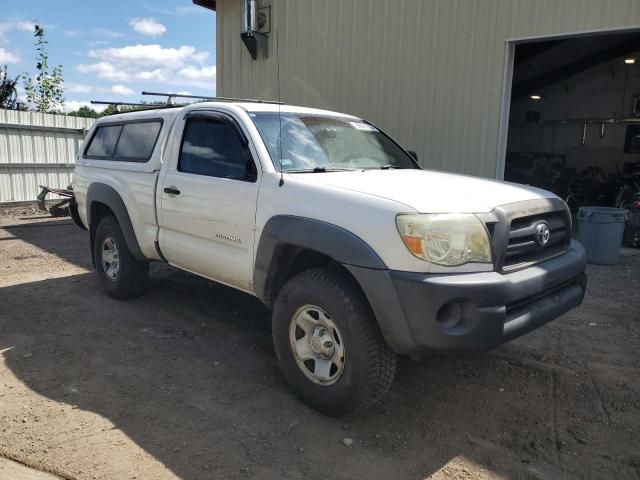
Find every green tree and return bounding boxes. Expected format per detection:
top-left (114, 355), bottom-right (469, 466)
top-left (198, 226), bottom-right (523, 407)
top-left (67, 106), bottom-right (101, 119)
top-left (100, 101), bottom-right (167, 117)
top-left (100, 104), bottom-right (121, 117)
top-left (23, 24), bottom-right (64, 113)
top-left (0, 65), bottom-right (26, 110)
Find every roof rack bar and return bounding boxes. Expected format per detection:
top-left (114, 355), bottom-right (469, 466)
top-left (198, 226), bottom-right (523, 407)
top-left (90, 100), bottom-right (184, 113)
top-left (141, 91), bottom-right (284, 105)
top-left (91, 101), bottom-right (156, 107)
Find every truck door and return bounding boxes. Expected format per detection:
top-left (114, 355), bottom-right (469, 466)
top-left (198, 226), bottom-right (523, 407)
top-left (158, 110), bottom-right (260, 292)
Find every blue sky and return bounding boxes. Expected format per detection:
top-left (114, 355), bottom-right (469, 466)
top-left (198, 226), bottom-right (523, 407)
top-left (0, 0), bottom-right (216, 112)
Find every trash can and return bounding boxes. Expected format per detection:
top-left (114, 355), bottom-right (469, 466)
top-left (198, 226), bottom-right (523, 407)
top-left (577, 207), bottom-right (628, 265)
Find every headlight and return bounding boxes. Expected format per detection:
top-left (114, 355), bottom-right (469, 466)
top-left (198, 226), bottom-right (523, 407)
top-left (396, 214), bottom-right (492, 266)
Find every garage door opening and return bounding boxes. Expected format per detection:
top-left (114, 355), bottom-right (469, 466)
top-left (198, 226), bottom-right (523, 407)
top-left (504, 31), bottom-right (640, 212)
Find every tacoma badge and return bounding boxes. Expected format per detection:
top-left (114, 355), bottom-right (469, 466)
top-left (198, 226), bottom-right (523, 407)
top-left (535, 222), bottom-right (551, 247)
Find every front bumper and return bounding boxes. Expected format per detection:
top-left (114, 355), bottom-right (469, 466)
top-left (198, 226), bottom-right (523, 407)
top-left (347, 240), bottom-right (587, 356)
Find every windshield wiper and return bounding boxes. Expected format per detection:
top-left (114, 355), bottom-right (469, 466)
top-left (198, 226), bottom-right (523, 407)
top-left (285, 167), bottom-right (355, 173)
top-left (379, 164), bottom-right (401, 170)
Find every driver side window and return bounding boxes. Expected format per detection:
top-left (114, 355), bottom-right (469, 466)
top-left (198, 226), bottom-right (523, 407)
top-left (178, 117), bottom-right (256, 181)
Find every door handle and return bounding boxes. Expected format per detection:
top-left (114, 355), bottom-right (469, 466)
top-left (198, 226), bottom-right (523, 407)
top-left (164, 186), bottom-right (181, 195)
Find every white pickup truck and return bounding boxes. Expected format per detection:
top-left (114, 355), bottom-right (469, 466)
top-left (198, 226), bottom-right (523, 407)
top-left (68, 100), bottom-right (587, 415)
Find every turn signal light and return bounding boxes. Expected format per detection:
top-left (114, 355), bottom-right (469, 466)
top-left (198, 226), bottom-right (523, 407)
top-left (401, 235), bottom-right (424, 257)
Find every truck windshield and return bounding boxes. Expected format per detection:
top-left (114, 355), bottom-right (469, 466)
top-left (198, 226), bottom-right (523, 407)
top-left (249, 112), bottom-right (418, 172)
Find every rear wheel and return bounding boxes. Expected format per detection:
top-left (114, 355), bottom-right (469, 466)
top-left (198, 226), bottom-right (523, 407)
top-left (93, 215), bottom-right (149, 300)
top-left (272, 266), bottom-right (397, 415)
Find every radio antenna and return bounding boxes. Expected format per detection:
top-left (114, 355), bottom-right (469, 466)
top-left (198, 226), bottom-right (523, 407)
top-left (276, 30), bottom-right (284, 187)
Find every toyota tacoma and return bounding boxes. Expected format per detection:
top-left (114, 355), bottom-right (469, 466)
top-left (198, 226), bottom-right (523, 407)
top-left (67, 100), bottom-right (587, 415)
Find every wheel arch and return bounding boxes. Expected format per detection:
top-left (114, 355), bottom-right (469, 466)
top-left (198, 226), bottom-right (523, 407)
top-left (87, 183), bottom-right (146, 265)
top-left (254, 215), bottom-right (387, 308)
top-left (255, 215), bottom-right (418, 356)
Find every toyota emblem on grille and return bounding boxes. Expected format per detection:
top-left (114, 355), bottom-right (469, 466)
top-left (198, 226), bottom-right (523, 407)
top-left (535, 222), bottom-right (551, 247)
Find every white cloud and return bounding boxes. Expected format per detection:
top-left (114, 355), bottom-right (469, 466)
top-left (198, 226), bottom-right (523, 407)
top-left (16, 21), bottom-right (36, 33)
top-left (111, 84), bottom-right (135, 96)
top-left (65, 83), bottom-right (92, 94)
top-left (130, 18), bottom-right (166, 37)
top-left (76, 43), bottom-right (215, 94)
top-left (164, 72), bottom-right (216, 91)
top-left (89, 44), bottom-right (208, 68)
top-left (178, 65), bottom-right (216, 81)
top-left (77, 61), bottom-right (130, 82)
top-left (63, 30), bottom-right (81, 37)
top-left (0, 20), bottom-right (37, 42)
top-left (64, 100), bottom-right (108, 113)
top-left (137, 69), bottom-right (166, 81)
top-left (0, 47), bottom-right (20, 64)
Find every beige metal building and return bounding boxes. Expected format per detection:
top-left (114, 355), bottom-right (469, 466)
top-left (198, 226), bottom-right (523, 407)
top-left (196, 0), bottom-right (640, 181)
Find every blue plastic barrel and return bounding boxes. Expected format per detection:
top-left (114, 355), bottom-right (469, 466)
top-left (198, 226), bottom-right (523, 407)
top-left (577, 207), bottom-right (628, 265)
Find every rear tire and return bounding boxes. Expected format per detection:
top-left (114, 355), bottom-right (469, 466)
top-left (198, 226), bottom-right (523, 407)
top-left (272, 266), bottom-right (397, 415)
top-left (93, 215), bottom-right (149, 300)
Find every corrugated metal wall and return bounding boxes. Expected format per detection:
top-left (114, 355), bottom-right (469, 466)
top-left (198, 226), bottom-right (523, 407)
top-left (0, 109), bottom-right (95, 203)
top-left (215, 0), bottom-right (640, 178)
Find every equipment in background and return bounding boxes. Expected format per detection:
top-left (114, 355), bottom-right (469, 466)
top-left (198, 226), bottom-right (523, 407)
top-left (623, 194), bottom-right (640, 247)
top-left (505, 155), bottom-right (640, 248)
top-left (37, 185), bottom-right (74, 217)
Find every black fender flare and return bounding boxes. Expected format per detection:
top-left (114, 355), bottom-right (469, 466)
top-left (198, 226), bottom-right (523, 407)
top-left (253, 215), bottom-right (387, 304)
top-left (254, 215), bottom-right (418, 354)
top-left (87, 183), bottom-right (147, 263)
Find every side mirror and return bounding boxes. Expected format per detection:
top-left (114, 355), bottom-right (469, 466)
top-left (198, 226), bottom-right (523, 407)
top-left (408, 150), bottom-right (418, 162)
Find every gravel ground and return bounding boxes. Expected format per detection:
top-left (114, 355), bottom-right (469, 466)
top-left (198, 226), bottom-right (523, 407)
top-left (0, 208), bottom-right (639, 480)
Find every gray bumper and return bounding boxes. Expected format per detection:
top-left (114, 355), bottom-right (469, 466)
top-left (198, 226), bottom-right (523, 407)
top-left (347, 240), bottom-right (587, 356)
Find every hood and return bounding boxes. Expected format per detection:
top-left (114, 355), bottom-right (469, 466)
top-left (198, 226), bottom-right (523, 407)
top-left (289, 169), bottom-right (558, 213)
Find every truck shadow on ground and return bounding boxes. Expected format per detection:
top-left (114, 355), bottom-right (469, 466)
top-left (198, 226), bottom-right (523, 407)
top-left (1, 266), bottom-right (595, 480)
top-left (2, 219), bottom-right (90, 268)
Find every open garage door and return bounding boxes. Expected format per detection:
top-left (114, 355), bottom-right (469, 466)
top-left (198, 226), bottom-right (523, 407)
top-left (504, 31), bottom-right (640, 213)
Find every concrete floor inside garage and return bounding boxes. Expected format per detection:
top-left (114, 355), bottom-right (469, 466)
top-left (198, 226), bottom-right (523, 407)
top-left (0, 207), bottom-right (639, 480)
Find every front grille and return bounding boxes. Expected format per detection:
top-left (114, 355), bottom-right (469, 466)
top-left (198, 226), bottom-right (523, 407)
top-left (502, 210), bottom-right (571, 271)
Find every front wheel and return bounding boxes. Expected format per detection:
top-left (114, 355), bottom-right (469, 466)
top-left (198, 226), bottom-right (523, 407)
top-left (272, 267), bottom-right (397, 415)
top-left (93, 215), bottom-right (149, 300)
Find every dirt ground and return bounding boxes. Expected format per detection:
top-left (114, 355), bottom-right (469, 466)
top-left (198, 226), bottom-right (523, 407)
top-left (0, 209), bottom-right (639, 480)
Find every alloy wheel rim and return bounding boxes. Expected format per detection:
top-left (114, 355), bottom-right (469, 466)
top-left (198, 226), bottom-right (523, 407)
top-left (289, 304), bottom-right (345, 386)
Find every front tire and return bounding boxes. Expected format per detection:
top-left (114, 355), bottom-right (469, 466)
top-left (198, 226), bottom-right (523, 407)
top-left (93, 215), bottom-right (149, 300)
top-left (272, 266), bottom-right (397, 415)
